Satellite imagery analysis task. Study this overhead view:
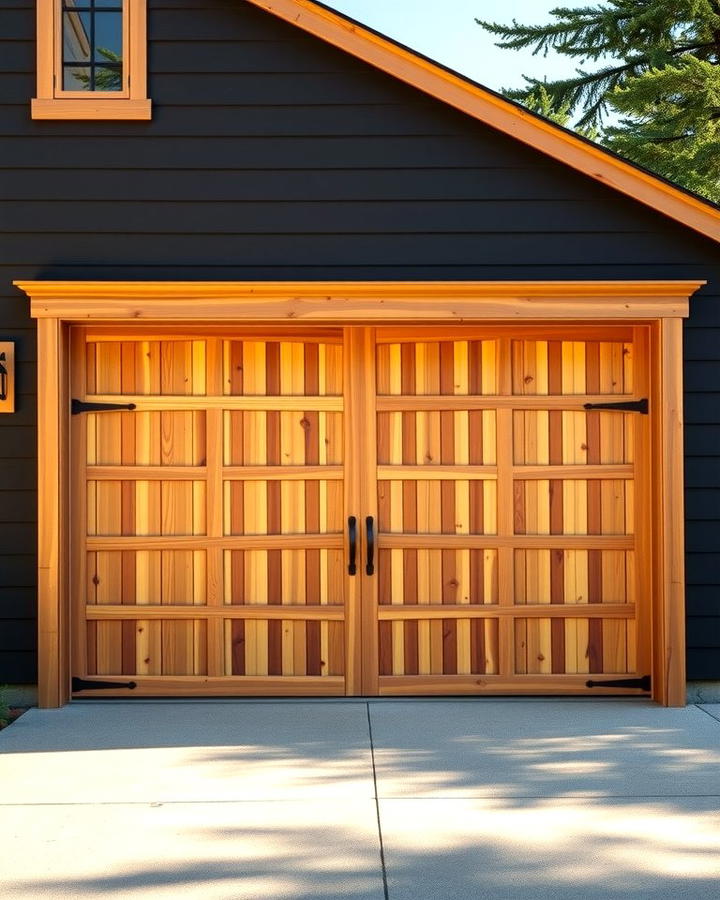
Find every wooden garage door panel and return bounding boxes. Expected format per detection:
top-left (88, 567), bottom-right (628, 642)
top-left (373, 329), bottom-right (649, 693)
top-left (73, 325), bottom-right (650, 695)
top-left (73, 330), bottom-right (347, 693)
top-left (224, 548), bottom-right (345, 606)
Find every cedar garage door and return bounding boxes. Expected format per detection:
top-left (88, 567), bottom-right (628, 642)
top-left (71, 325), bottom-right (651, 696)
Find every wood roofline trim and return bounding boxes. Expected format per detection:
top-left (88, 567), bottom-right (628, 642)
top-left (245, 0), bottom-right (720, 245)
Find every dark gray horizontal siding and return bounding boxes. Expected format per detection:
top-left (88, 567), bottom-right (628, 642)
top-left (686, 490), bottom-right (720, 519)
top-left (0, 134), bottom-right (587, 168)
top-left (0, 588), bottom-right (36, 619)
top-left (0, 652), bottom-right (36, 684)
top-left (0, 165), bottom-right (622, 201)
top-left (0, 103), bottom-right (484, 136)
top-left (686, 650), bottom-right (720, 680)
top-left (0, 620), bottom-right (35, 652)
top-left (4, 235), bottom-right (716, 268)
top-left (685, 426), bottom-right (720, 455)
top-left (0, 491), bottom-right (36, 520)
top-left (2, 200), bottom-right (676, 234)
top-left (0, 557), bottom-right (36, 587)
top-left (2, 0), bottom-right (720, 682)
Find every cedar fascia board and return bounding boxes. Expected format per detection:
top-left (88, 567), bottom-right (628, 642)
top-left (245, 0), bottom-right (720, 245)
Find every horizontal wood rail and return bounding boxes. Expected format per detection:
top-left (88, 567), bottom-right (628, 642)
top-left (87, 465), bottom-right (208, 480)
top-left (86, 534), bottom-right (344, 550)
top-left (79, 394), bottom-right (343, 411)
top-left (85, 463), bottom-right (632, 482)
top-left (86, 465), bottom-right (344, 481)
top-left (376, 394), bottom-right (645, 411)
top-left (86, 604), bottom-right (345, 620)
top-left (223, 465), bottom-right (343, 481)
top-left (378, 675), bottom-right (648, 695)
top-left (377, 464), bottom-right (634, 480)
top-left (513, 464), bottom-right (633, 480)
top-left (72, 676), bottom-right (346, 697)
top-left (376, 603), bottom-right (635, 620)
top-left (379, 534), bottom-right (634, 550)
top-left (378, 465), bottom-right (498, 480)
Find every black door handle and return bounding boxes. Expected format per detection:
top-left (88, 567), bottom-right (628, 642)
top-left (348, 516), bottom-right (357, 575)
top-left (365, 516), bottom-right (375, 575)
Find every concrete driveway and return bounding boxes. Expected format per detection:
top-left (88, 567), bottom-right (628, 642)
top-left (1, 699), bottom-right (720, 898)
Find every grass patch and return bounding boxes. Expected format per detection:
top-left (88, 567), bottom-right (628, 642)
top-left (0, 686), bottom-right (27, 731)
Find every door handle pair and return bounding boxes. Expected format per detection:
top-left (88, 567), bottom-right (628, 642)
top-left (347, 516), bottom-right (374, 576)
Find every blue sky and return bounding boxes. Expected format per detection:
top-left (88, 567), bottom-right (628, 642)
top-left (324, 1), bottom-right (582, 91)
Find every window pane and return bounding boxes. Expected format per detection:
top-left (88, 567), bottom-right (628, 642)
top-left (95, 1), bottom-right (123, 8)
top-left (94, 11), bottom-right (123, 63)
top-left (63, 12), bottom-right (91, 63)
top-left (94, 65), bottom-right (123, 92)
top-left (63, 66), bottom-right (91, 91)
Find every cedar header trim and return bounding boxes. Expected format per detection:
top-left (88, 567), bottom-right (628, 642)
top-left (15, 280), bottom-right (704, 321)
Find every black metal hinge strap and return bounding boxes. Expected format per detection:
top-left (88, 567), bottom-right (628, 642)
top-left (583, 399), bottom-right (648, 414)
top-left (72, 399), bottom-right (137, 415)
top-left (72, 677), bottom-right (137, 691)
top-left (586, 675), bottom-right (651, 690)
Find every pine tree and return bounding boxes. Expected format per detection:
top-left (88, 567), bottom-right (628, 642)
top-left (476, 1), bottom-right (720, 202)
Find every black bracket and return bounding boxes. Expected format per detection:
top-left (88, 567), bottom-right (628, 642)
top-left (586, 675), bottom-right (651, 690)
top-left (72, 677), bottom-right (137, 692)
top-left (583, 398), bottom-right (648, 414)
top-left (72, 399), bottom-right (137, 415)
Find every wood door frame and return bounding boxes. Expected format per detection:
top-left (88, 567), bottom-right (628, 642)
top-left (17, 279), bottom-right (703, 706)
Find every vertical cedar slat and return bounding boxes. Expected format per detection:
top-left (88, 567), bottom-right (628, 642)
top-left (267, 411), bottom-right (281, 465)
top-left (546, 340), bottom-right (566, 672)
top-left (496, 336), bottom-right (514, 676)
top-left (231, 550), bottom-right (244, 605)
top-left (585, 341), bottom-right (604, 670)
top-left (70, 329), bottom-right (89, 685)
top-left (86, 621), bottom-right (98, 676)
top-left (267, 550), bottom-right (282, 604)
top-left (306, 620), bottom-right (322, 675)
top-left (378, 620), bottom-right (393, 675)
top-left (442, 619), bottom-right (457, 675)
top-left (267, 620), bottom-right (283, 675)
top-left (231, 620), bottom-right (245, 675)
top-left (266, 342), bottom-right (280, 396)
top-left (404, 620), bottom-right (419, 674)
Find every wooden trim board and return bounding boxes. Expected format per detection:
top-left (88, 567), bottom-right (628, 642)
top-left (16, 280), bottom-right (702, 322)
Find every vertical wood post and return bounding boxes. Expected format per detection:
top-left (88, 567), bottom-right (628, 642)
top-left (37, 318), bottom-right (70, 707)
top-left (654, 317), bottom-right (686, 706)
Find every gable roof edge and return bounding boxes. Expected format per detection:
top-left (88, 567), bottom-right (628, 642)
top-left (247, 0), bottom-right (720, 245)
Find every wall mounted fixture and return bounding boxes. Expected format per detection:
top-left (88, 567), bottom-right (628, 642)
top-left (0, 342), bottom-right (15, 412)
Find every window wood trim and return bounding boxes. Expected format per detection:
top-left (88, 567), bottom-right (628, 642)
top-left (32, 0), bottom-right (151, 120)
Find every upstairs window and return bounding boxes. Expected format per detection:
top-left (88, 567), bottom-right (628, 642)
top-left (32, 0), bottom-right (151, 119)
top-left (62, 1), bottom-right (124, 92)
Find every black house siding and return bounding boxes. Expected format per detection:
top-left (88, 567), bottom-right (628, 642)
top-left (1, 0), bottom-right (719, 683)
